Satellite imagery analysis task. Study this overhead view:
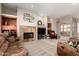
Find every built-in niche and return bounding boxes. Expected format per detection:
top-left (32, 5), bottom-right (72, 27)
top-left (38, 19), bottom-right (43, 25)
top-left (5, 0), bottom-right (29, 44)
top-left (1, 16), bottom-right (17, 37)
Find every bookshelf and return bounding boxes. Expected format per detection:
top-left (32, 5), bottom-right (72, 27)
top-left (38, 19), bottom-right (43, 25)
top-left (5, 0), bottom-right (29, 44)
top-left (1, 16), bottom-right (17, 37)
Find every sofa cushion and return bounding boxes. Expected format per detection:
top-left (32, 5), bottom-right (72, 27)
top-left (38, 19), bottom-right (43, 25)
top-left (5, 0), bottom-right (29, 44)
top-left (7, 36), bottom-right (19, 43)
top-left (0, 41), bottom-right (9, 56)
top-left (4, 45), bottom-right (28, 56)
top-left (9, 41), bottom-right (23, 48)
top-left (0, 33), bottom-right (6, 47)
top-left (0, 52), bottom-right (4, 56)
top-left (57, 42), bottom-right (79, 56)
top-left (8, 36), bottom-right (16, 43)
top-left (0, 41), bottom-right (9, 52)
top-left (0, 36), bottom-right (5, 47)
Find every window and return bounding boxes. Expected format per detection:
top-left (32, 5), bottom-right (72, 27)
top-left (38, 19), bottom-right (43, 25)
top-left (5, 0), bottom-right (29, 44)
top-left (61, 25), bottom-right (63, 32)
top-left (61, 24), bottom-right (71, 32)
top-left (77, 23), bottom-right (79, 33)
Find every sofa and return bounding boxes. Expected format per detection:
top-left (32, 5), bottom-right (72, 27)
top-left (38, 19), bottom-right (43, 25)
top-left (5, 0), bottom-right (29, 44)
top-left (0, 33), bottom-right (28, 56)
top-left (57, 42), bottom-right (79, 56)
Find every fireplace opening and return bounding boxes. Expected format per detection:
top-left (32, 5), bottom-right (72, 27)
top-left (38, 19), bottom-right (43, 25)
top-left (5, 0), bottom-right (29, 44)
top-left (23, 32), bottom-right (34, 39)
top-left (38, 28), bottom-right (46, 39)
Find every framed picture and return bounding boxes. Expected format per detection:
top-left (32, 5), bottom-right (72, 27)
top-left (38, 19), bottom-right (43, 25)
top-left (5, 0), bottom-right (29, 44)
top-left (23, 13), bottom-right (35, 22)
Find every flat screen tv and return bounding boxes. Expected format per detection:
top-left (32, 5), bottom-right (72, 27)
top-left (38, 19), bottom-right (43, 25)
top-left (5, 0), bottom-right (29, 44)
top-left (38, 28), bottom-right (46, 35)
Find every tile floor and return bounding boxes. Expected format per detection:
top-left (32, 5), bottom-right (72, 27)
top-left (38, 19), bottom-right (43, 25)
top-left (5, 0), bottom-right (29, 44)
top-left (23, 39), bottom-right (67, 56)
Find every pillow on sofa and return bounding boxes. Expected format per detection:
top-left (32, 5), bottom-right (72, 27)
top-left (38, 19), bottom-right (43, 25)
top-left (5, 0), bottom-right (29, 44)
top-left (4, 44), bottom-right (28, 56)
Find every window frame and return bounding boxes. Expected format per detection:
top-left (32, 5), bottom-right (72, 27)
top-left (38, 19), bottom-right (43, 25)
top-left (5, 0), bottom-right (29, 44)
top-left (61, 24), bottom-right (71, 32)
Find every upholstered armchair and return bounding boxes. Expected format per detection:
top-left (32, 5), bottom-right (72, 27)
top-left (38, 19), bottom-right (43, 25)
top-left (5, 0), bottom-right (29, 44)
top-left (49, 30), bottom-right (57, 39)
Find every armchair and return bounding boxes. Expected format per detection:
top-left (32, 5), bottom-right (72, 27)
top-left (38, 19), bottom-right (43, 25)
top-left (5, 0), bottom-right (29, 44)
top-left (49, 30), bottom-right (57, 39)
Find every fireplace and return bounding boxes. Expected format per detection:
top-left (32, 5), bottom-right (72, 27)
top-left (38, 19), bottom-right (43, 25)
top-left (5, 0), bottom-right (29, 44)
top-left (19, 26), bottom-right (36, 41)
top-left (24, 32), bottom-right (34, 39)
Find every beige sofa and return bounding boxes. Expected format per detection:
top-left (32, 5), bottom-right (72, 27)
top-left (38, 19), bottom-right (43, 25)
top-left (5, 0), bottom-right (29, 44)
top-left (0, 33), bottom-right (28, 56)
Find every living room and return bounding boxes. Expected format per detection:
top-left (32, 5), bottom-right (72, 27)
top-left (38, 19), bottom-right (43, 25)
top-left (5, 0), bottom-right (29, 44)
top-left (1, 3), bottom-right (79, 56)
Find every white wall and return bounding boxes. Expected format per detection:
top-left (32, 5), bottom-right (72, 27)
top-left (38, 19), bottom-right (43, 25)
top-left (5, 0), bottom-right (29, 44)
top-left (37, 16), bottom-right (47, 35)
top-left (17, 8), bottom-right (47, 40)
top-left (38, 16), bottom-right (47, 27)
top-left (47, 18), bottom-right (57, 34)
top-left (76, 18), bottom-right (79, 37)
top-left (2, 5), bottom-right (17, 16)
top-left (51, 18), bottom-right (57, 33)
top-left (56, 16), bottom-right (78, 38)
top-left (17, 8), bottom-right (37, 26)
top-left (59, 16), bottom-right (72, 24)
top-left (17, 8), bottom-right (37, 37)
top-left (59, 16), bottom-right (73, 37)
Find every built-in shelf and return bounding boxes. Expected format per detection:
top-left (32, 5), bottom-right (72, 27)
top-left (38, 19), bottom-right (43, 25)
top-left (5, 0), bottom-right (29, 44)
top-left (2, 25), bottom-right (16, 30)
top-left (1, 16), bottom-right (17, 37)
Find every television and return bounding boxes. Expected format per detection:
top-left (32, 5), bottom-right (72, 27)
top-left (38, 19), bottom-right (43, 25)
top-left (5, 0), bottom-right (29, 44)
top-left (38, 28), bottom-right (46, 35)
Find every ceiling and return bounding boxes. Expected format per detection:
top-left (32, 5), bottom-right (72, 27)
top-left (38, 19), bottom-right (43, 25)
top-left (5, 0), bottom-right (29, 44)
top-left (2, 3), bottom-right (79, 18)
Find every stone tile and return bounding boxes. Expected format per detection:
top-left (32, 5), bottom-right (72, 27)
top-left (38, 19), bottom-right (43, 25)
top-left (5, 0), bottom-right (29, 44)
top-left (23, 39), bottom-right (63, 56)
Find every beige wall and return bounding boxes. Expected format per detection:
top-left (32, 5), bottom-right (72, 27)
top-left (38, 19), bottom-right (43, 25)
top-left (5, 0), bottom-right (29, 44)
top-left (0, 4), bottom-right (1, 33)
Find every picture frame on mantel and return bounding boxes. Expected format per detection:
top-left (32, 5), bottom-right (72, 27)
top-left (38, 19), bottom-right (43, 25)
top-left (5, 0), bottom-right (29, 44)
top-left (23, 13), bottom-right (35, 23)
